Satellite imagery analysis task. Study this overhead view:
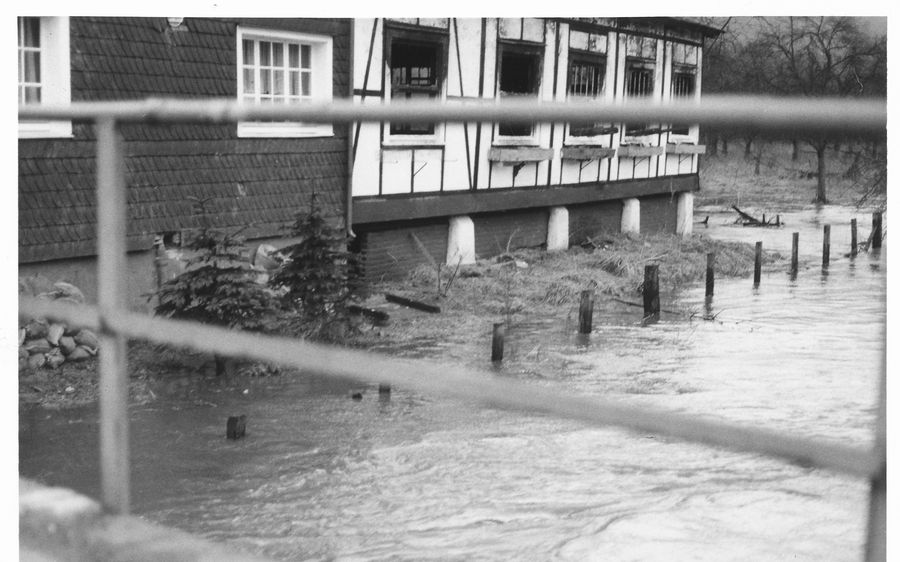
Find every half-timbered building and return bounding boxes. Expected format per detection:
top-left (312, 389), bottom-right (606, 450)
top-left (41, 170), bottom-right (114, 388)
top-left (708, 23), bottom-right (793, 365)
top-left (350, 17), bottom-right (719, 279)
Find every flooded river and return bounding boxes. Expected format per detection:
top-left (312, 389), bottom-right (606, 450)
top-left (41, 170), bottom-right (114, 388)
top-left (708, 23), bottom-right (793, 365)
top-left (19, 205), bottom-right (885, 561)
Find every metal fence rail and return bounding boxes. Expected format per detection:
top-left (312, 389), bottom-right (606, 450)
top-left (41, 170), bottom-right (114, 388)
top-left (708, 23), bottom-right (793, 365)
top-left (18, 96), bottom-right (886, 561)
top-left (19, 95), bottom-right (886, 134)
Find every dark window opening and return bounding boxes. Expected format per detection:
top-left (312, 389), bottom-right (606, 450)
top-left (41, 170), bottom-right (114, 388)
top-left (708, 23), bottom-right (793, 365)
top-left (567, 57), bottom-right (606, 137)
top-left (624, 64), bottom-right (655, 136)
top-left (671, 71), bottom-right (696, 135)
top-left (390, 40), bottom-right (441, 135)
top-left (498, 50), bottom-right (540, 137)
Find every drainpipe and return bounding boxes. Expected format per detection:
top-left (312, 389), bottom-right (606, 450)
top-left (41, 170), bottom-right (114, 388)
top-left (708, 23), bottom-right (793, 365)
top-left (345, 19), bottom-right (356, 238)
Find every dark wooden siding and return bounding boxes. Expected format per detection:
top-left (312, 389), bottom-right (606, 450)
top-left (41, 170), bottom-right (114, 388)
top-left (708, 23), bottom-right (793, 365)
top-left (19, 17), bottom-right (351, 264)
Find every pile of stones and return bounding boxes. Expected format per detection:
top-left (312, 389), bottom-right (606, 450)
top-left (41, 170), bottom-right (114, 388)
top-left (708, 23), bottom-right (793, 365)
top-left (19, 277), bottom-right (99, 370)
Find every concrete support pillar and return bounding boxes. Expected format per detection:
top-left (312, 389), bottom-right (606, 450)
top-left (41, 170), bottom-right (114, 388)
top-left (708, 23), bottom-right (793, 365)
top-left (676, 191), bottom-right (694, 237)
top-left (446, 215), bottom-right (476, 265)
top-left (621, 198), bottom-right (640, 234)
top-left (546, 206), bottom-right (569, 252)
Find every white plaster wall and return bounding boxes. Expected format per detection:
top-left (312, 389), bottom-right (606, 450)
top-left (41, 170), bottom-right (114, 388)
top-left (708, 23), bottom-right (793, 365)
top-left (351, 19), bottom-right (384, 197)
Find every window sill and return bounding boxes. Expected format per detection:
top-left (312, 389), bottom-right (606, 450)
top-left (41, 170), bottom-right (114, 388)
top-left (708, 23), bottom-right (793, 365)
top-left (561, 146), bottom-right (616, 161)
top-left (666, 143), bottom-right (706, 155)
top-left (617, 145), bottom-right (664, 158)
top-left (237, 122), bottom-right (333, 138)
top-left (492, 137), bottom-right (540, 147)
top-left (488, 146), bottom-right (553, 163)
top-left (382, 136), bottom-right (444, 147)
top-left (18, 120), bottom-right (73, 139)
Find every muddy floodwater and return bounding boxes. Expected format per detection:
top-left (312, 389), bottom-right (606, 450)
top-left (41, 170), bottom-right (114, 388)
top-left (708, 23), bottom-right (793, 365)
top-left (19, 205), bottom-right (885, 561)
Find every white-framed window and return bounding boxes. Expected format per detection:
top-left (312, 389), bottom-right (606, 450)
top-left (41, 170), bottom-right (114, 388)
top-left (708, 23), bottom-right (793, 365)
top-left (494, 45), bottom-right (543, 146)
top-left (18, 16), bottom-right (72, 139)
top-left (622, 35), bottom-right (659, 141)
top-left (236, 27), bottom-right (333, 138)
top-left (565, 29), bottom-right (611, 144)
top-left (669, 42), bottom-right (699, 139)
top-left (383, 25), bottom-right (448, 146)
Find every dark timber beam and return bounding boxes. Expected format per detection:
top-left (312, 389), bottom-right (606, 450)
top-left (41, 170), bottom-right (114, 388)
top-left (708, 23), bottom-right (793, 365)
top-left (354, 174), bottom-right (699, 225)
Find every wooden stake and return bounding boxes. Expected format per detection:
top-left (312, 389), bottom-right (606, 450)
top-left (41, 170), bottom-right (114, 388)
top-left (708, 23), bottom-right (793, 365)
top-left (578, 290), bottom-right (594, 334)
top-left (790, 232), bottom-right (799, 279)
top-left (753, 241), bottom-right (762, 286)
top-left (705, 252), bottom-right (715, 297)
top-left (823, 224), bottom-right (831, 268)
top-left (872, 212), bottom-right (882, 249)
top-left (851, 218), bottom-right (858, 256)
top-left (643, 265), bottom-right (660, 319)
top-left (491, 322), bottom-right (505, 362)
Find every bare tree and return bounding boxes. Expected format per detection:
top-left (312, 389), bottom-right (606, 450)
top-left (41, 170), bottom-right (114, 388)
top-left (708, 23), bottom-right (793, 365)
top-left (753, 17), bottom-right (885, 203)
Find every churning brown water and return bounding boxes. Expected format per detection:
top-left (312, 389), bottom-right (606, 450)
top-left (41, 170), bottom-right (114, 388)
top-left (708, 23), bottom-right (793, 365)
top-left (19, 205), bottom-right (884, 561)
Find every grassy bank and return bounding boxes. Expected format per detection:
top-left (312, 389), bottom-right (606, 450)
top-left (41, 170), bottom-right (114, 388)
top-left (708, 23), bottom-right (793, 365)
top-left (360, 232), bottom-right (780, 347)
top-left (20, 233), bottom-right (779, 409)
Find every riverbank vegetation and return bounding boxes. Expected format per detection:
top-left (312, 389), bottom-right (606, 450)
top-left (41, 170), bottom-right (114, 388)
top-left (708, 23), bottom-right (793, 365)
top-left (20, 230), bottom-right (782, 409)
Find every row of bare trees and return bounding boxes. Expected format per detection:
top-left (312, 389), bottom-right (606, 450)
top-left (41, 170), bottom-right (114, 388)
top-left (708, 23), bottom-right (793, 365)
top-left (701, 17), bottom-right (886, 204)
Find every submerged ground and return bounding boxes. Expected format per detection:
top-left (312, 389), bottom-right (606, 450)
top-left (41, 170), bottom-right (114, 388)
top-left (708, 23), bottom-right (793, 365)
top-left (17, 139), bottom-right (882, 408)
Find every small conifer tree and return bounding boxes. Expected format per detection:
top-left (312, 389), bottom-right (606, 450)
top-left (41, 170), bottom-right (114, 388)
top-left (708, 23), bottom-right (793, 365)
top-left (155, 198), bottom-right (275, 373)
top-left (269, 193), bottom-right (357, 337)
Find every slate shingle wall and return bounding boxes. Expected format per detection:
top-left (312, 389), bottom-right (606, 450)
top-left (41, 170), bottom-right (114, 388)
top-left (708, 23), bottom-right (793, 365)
top-left (19, 17), bottom-right (351, 264)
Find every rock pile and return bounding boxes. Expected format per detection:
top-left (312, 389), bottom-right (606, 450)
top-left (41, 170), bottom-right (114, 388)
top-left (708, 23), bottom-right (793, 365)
top-left (19, 277), bottom-right (99, 370)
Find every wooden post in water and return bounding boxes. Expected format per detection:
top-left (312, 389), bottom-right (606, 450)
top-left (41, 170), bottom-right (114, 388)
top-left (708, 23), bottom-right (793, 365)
top-left (851, 219), bottom-right (858, 256)
top-left (790, 233), bottom-right (799, 279)
top-left (643, 265), bottom-right (660, 319)
top-left (753, 242), bottom-right (762, 286)
top-left (822, 224), bottom-right (831, 268)
top-left (872, 212), bottom-right (882, 249)
top-left (705, 252), bottom-right (715, 297)
top-left (776, 215), bottom-right (781, 227)
top-left (578, 290), bottom-right (594, 334)
top-left (491, 322), bottom-right (505, 362)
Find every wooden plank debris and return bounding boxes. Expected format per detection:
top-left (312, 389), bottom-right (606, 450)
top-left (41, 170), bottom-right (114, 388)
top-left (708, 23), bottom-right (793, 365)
top-left (385, 293), bottom-right (442, 313)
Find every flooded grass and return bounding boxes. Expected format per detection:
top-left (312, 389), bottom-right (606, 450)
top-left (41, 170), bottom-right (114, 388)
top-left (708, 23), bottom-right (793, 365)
top-left (364, 233), bottom-right (781, 347)
top-left (697, 140), bottom-right (882, 211)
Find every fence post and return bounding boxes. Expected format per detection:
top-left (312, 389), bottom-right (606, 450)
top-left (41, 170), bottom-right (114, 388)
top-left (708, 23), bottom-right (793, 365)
top-left (790, 233), bottom-right (799, 280)
top-left (871, 212), bottom-right (882, 249)
top-left (491, 322), bottom-right (505, 362)
top-left (643, 265), bottom-right (659, 320)
top-left (578, 290), bottom-right (593, 334)
top-left (851, 219), bottom-right (858, 257)
top-left (96, 118), bottom-right (130, 515)
top-left (753, 241), bottom-right (762, 286)
top-left (705, 252), bottom-right (715, 297)
top-left (822, 225), bottom-right (831, 268)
